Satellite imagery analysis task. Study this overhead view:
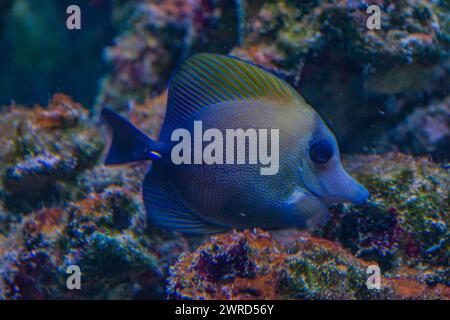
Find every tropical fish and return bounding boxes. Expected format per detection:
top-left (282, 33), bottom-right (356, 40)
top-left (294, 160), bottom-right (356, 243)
top-left (101, 53), bottom-right (369, 234)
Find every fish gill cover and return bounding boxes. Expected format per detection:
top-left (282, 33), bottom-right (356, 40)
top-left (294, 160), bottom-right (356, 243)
top-left (0, 0), bottom-right (448, 300)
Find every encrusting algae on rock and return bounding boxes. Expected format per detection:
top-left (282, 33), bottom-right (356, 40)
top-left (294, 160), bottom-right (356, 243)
top-left (0, 94), bottom-right (188, 299)
top-left (168, 229), bottom-right (449, 300)
top-left (317, 153), bottom-right (449, 286)
top-left (1, 94), bottom-right (104, 212)
top-left (380, 97), bottom-right (450, 161)
top-left (99, 0), bottom-right (239, 111)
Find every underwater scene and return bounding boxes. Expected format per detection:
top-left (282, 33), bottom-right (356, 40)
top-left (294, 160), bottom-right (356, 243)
top-left (0, 0), bottom-right (448, 301)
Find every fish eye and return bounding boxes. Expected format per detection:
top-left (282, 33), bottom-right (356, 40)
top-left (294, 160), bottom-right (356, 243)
top-left (309, 140), bottom-right (333, 165)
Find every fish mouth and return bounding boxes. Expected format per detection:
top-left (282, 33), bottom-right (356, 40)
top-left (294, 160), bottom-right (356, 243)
top-left (317, 171), bottom-right (370, 206)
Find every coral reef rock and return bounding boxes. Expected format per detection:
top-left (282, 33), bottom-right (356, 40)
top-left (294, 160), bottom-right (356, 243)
top-left (168, 229), bottom-right (449, 299)
top-left (231, 0), bottom-right (450, 153)
top-left (98, 0), bottom-right (239, 110)
top-left (316, 153), bottom-right (449, 286)
top-left (0, 94), bottom-right (189, 299)
top-left (381, 97), bottom-right (450, 161)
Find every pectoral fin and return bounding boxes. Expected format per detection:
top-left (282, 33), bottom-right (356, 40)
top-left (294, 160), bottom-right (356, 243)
top-left (281, 188), bottom-right (330, 229)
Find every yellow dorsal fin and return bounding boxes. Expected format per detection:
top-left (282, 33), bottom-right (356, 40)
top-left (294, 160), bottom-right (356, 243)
top-left (160, 53), bottom-right (306, 142)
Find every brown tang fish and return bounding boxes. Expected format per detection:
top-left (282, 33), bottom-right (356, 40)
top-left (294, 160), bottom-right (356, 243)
top-left (101, 53), bottom-right (369, 234)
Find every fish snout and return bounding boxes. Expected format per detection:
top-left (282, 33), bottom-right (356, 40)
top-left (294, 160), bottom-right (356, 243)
top-left (350, 183), bottom-right (370, 205)
top-left (337, 174), bottom-right (370, 205)
top-left (320, 169), bottom-right (370, 206)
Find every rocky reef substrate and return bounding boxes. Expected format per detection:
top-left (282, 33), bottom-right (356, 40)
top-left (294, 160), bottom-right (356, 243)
top-left (0, 94), bottom-right (447, 299)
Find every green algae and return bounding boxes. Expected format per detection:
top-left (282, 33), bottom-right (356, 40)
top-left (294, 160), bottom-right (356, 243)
top-left (316, 153), bottom-right (449, 285)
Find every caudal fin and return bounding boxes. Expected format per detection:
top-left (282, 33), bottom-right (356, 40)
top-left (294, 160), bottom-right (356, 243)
top-left (101, 108), bottom-right (162, 165)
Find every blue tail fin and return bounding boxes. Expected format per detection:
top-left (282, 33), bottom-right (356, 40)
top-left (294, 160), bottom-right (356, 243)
top-left (101, 108), bottom-right (162, 165)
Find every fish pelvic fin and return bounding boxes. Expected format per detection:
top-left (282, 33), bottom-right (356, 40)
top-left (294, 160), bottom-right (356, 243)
top-left (159, 53), bottom-right (309, 142)
top-left (144, 165), bottom-right (228, 235)
top-left (101, 108), bottom-right (163, 165)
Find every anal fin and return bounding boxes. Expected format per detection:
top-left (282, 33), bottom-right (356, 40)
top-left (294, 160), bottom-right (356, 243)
top-left (143, 165), bottom-right (227, 235)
